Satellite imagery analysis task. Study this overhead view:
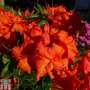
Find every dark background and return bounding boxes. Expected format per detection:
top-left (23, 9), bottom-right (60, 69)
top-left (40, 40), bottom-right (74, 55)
top-left (5, 0), bottom-right (75, 11)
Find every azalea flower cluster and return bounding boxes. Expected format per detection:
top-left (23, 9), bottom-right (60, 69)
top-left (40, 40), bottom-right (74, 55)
top-left (43, 5), bottom-right (85, 37)
top-left (11, 22), bottom-right (79, 82)
top-left (0, 9), bottom-right (30, 53)
top-left (76, 21), bottom-right (90, 47)
top-left (0, 5), bottom-right (90, 90)
top-left (52, 50), bottom-right (90, 90)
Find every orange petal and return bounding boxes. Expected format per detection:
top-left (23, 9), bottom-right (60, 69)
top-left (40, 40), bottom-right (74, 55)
top-left (17, 57), bottom-right (31, 74)
top-left (35, 57), bottom-right (50, 81)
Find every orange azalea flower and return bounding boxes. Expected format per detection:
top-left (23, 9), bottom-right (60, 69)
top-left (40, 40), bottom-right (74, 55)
top-left (83, 49), bottom-right (90, 61)
top-left (51, 65), bottom-right (84, 90)
top-left (80, 50), bottom-right (90, 76)
top-left (11, 23), bottom-right (26, 35)
top-left (26, 21), bottom-right (42, 37)
top-left (43, 5), bottom-right (67, 16)
top-left (78, 50), bottom-right (90, 89)
top-left (17, 57), bottom-right (31, 74)
top-left (52, 50), bottom-right (90, 90)
top-left (82, 58), bottom-right (90, 75)
top-left (43, 5), bottom-right (71, 30)
top-left (0, 8), bottom-right (28, 53)
top-left (43, 5), bottom-right (84, 38)
top-left (11, 44), bottom-right (32, 74)
top-left (10, 16), bottom-right (22, 23)
top-left (0, 10), bottom-right (16, 53)
top-left (33, 24), bottom-right (79, 81)
top-left (42, 23), bottom-right (50, 45)
top-left (11, 22), bottom-right (43, 74)
top-left (34, 41), bottom-right (65, 81)
top-left (24, 10), bottom-right (30, 16)
top-left (11, 34), bottom-right (33, 73)
top-left (0, 8), bottom-right (5, 13)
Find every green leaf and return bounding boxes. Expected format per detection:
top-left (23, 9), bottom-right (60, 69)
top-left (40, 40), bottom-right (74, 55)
top-left (15, 28), bottom-right (18, 32)
top-left (5, 72), bottom-right (13, 79)
top-left (75, 61), bottom-right (78, 64)
top-left (77, 72), bottom-right (82, 75)
top-left (2, 54), bottom-right (10, 64)
top-left (71, 65), bottom-right (75, 69)
top-left (0, 63), bottom-right (10, 78)
top-left (37, 4), bottom-right (43, 15)
top-left (42, 13), bottom-right (51, 19)
top-left (37, 20), bottom-right (48, 27)
top-left (43, 13), bottom-right (51, 17)
top-left (34, 6), bottom-right (39, 12)
top-left (18, 70), bottom-right (52, 90)
top-left (23, 14), bottom-right (39, 19)
top-left (0, 61), bottom-right (17, 78)
top-left (71, 61), bottom-right (78, 69)
top-left (17, 40), bottom-right (20, 46)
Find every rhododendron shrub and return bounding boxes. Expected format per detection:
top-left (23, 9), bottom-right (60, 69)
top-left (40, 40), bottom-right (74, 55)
top-left (0, 5), bottom-right (90, 90)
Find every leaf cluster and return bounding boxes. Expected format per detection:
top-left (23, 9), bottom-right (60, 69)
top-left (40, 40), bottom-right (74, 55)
top-left (23, 4), bottom-right (51, 27)
top-left (18, 70), bottom-right (52, 90)
top-left (0, 53), bottom-right (17, 79)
